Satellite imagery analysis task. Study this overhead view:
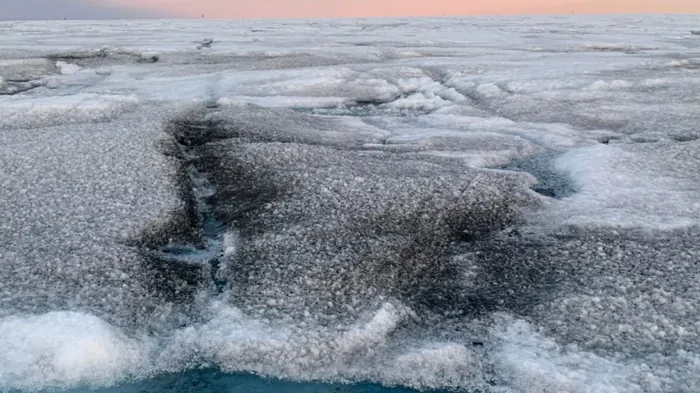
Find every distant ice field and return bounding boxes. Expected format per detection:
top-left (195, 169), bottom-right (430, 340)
top-left (1, 15), bottom-right (700, 393)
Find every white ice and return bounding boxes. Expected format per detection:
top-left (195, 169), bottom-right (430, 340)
top-left (551, 141), bottom-right (700, 229)
top-left (0, 312), bottom-right (150, 391)
top-left (0, 93), bottom-right (139, 129)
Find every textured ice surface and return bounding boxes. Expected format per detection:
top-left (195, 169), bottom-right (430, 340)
top-left (0, 93), bottom-right (139, 128)
top-left (551, 141), bottom-right (700, 228)
top-left (1, 14), bottom-right (700, 393)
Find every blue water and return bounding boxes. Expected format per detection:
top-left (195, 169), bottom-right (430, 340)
top-left (65, 370), bottom-right (447, 393)
top-left (501, 152), bottom-right (575, 199)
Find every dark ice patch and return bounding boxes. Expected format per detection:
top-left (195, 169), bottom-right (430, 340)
top-left (0, 80), bottom-right (42, 95)
top-left (48, 49), bottom-right (161, 68)
top-left (157, 105), bottom-right (542, 323)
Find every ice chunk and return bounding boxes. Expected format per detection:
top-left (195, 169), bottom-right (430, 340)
top-left (0, 312), bottom-right (150, 391)
top-left (56, 61), bottom-right (81, 75)
top-left (386, 92), bottom-right (451, 111)
top-left (138, 52), bottom-right (160, 63)
top-left (223, 232), bottom-right (237, 258)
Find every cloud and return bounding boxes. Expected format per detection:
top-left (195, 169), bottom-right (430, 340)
top-left (0, 0), bottom-right (172, 20)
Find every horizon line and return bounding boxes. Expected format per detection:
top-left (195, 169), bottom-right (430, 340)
top-left (2, 11), bottom-right (698, 22)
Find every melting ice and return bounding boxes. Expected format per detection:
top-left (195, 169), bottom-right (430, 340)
top-left (1, 15), bottom-right (700, 393)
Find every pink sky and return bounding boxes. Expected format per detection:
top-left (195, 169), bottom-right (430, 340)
top-left (104, 0), bottom-right (700, 18)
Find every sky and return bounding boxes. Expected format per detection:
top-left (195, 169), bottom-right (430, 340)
top-left (1, 0), bottom-right (699, 20)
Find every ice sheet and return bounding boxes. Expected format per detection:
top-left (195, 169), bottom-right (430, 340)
top-left (1, 14), bottom-right (700, 393)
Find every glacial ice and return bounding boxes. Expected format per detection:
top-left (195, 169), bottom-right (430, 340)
top-left (1, 14), bottom-right (700, 393)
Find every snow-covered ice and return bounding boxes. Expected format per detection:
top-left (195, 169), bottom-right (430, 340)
top-left (1, 14), bottom-right (700, 393)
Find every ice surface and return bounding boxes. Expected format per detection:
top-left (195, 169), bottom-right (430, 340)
top-left (0, 93), bottom-right (139, 129)
top-left (1, 14), bottom-right (700, 393)
top-left (492, 315), bottom-right (642, 393)
top-left (0, 58), bottom-right (57, 80)
top-left (551, 141), bottom-right (700, 228)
